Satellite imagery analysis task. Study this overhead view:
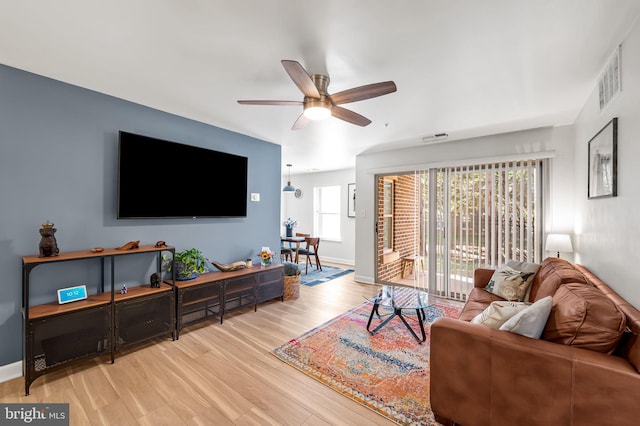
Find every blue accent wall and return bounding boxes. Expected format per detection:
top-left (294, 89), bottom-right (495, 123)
top-left (0, 64), bottom-right (282, 365)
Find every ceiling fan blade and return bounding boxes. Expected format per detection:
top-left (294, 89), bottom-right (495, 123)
top-left (292, 113), bottom-right (311, 130)
top-left (281, 60), bottom-right (321, 98)
top-left (237, 100), bottom-right (302, 106)
top-left (330, 81), bottom-right (397, 105)
top-left (331, 106), bottom-right (372, 127)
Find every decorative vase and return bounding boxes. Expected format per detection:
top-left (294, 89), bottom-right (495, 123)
top-left (176, 271), bottom-right (198, 281)
top-left (174, 260), bottom-right (198, 281)
top-left (286, 225), bottom-right (293, 237)
top-left (261, 258), bottom-right (272, 267)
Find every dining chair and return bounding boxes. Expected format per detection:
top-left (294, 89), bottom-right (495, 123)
top-left (280, 243), bottom-right (293, 262)
top-left (298, 237), bottom-right (322, 274)
top-left (281, 233), bottom-right (308, 263)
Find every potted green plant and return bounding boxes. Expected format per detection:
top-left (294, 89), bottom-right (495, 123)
top-left (169, 248), bottom-right (207, 280)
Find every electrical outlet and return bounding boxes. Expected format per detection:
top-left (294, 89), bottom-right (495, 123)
top-left (250, 193), bottom-right (260, 202)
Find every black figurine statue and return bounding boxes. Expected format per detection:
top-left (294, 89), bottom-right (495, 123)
top-left (38, 221), bottom-right (59, 257)
top-left (150, 272), bottom-right (161, 288)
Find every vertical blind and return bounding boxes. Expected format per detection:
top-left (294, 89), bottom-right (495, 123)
top-left (430, 159), bottom-right (543, 300)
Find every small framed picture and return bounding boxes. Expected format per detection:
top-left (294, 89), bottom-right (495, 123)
top-left (588, 117), bottom-right (617, 199)
top-left (347, 183), bottom-right (356, 218)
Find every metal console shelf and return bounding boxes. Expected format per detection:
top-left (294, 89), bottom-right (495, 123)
top-left (174, 263), bottom-right (284, 338)
top-left (22, 244), bottom-right (175, 395)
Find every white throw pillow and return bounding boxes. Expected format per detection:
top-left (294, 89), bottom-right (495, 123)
top-left (499, 296), bottom-right (553, 339)
top-left (484, 260), bottom-right (540, 301)
top-left (472, 301), bottom-right (529, 329)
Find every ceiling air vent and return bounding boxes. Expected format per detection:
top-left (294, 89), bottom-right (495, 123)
top-left (422, 133), bottom-right (449, 145)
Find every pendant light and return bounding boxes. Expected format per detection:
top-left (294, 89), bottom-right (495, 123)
top-left (283, 163), bottom-right (295, 192)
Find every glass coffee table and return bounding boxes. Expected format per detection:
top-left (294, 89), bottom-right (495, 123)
top-left (364, 285), bottom-right (435, 343)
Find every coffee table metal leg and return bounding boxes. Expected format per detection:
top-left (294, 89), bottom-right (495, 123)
top-left (418, 308), bottom-right (426, 321)
top-left (368, 305), bottom-right (426, 343)
top-left (368, 302), bottom-right (398, 334)
top-left (366, 301), bottom-right (384, 331)
top-left (366, 302), bottom-right (378, 330)
top-left (369, 312), bottom-right (398, 334)
top-left (395, 309), bottom-right (426, 343)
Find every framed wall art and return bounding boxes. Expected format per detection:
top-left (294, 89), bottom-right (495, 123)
top-left (588, 117), bottom-right (617, 199)
top-left (347, 183), bottom-right (356, 217)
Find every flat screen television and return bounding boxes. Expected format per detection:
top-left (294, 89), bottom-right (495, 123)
top-left (117, 131), bottom-right (248, 219)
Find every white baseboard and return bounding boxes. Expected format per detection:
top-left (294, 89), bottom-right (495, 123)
top-left (354, 274), bottom-right (375, 284)
top-left (320, 256), bottom-right (354, 266)
top-left (0, 361), bottom-right (22, 383)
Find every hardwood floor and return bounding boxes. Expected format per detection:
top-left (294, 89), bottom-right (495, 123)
top-left (1, 268), bottom-right (406, 425)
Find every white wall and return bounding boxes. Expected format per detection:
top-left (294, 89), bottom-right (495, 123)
top-left (281, 168), bottom-right (356, 265)
top-left (573, 18), bottom-right (640, 307)
top-left (354, 125), bottom-right (576, 284)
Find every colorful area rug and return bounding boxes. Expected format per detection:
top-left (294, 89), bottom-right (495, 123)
top-left (272, 301), bottom-right (461, 425)
top-left (298, 263), bottom-right (354, 286)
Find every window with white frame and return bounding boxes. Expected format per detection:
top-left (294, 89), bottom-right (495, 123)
top-left (314, 185), bottom-right (341, 240)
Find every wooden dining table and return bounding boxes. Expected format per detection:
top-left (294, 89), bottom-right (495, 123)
top-left (281, 236), bottom-right (306, 264)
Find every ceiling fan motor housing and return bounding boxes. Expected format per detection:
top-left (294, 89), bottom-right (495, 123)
top-left (310, 74), bottom-right (330, 95)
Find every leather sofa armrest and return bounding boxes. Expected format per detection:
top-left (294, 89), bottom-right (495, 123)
top-left (474, 268), bottom-right (494, 288)
top-left (430, 317), bottom-right (640, 425)
top-left (431, 317), bottom-right (493, 425)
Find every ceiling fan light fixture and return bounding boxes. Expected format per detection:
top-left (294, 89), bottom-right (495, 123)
top-left (303, 106), bottom-right (331, 120)
top-left (303, 99), bottom-right (332, 120)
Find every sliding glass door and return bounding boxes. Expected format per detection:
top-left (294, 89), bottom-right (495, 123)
top-left (376, 159), bottom-right (544, 302)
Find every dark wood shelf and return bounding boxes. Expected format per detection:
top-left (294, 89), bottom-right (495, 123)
top-left (29, 297), bottom-right (110, 320)
top-left (111, 283), bottom-right (173, 303)
top-left (175, 263), bottom-right (284, 337)
top-left (182, 295), bottom-right (220, 308)
top-left (23, 243), bottom-right (175, 395)
top-left (23, 245), bottom-right (284, 394)
top-left (23, 244), bottom-right (174, 265)
top-left (174, 264), bottom-right (282, 289)
top-left (28, 283), bottom-right (173, 319)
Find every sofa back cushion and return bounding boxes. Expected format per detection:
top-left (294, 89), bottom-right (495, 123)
top-left (458, 287), bottom-right (506, 321)
top-left (529, 257), bottom-right (589, 302)
top-left (575, 264), bottom-right (640, 372)
top-left (542, 283), bottom-right (626, 354)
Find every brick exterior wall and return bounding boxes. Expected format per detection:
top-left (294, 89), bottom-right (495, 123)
top-left (377, 175), bottom-right (420, 281)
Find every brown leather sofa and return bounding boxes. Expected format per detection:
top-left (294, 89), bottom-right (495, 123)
top-left (430, 257), bottom-right (640, 426)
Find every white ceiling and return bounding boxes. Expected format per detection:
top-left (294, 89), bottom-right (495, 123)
top-left (2, 1), bottom-right (640, 174)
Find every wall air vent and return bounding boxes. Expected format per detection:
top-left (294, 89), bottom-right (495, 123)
top-left (598, 45), bottom-right (621, 110)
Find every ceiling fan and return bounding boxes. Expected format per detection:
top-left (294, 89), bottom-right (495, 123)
top-left (238, 60), bottom-right (397, 130)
